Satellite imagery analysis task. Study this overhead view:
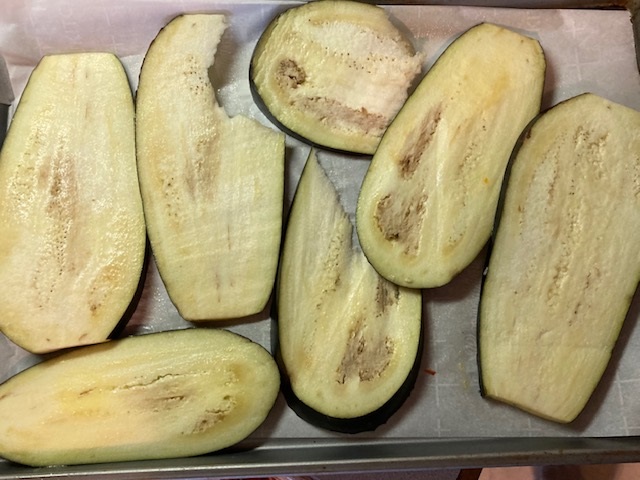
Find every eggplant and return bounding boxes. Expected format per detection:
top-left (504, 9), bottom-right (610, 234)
top-left (277, 150), bottom-right (422, 433)
top-left (356, 23), bottom-right (546, 288)
top-left (0, 53), bottom-right (146, 353)
top-left (136, 14), bottom-right (285, 321)
top-left (250, 0), bottom-right (423, 155)
top-left (0, 328), bottom-right (280, 466)
top-left (478, 93), bottom-right (640, 423)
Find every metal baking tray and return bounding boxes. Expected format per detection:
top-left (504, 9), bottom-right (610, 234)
top-left (1, 0), bottom-right (640, 477)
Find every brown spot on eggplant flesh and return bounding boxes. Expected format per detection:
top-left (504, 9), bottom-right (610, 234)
top-left (336, 315), bottom-right (395, 385)
top-left (277, 59), bottom-right (306, 89)
top-left (278, 321), bottom-right (424, 434)
top-left (397, 107), bottom-right (442, 179)
top-left (375, 278), bottom-right (399, 314)
top-left (374, 192), bottom-right (428, 255)
top-left (188, 396), bottom-right (236, 435)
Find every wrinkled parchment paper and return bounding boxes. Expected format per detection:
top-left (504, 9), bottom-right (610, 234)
top-left (1, 0), bottom-right (640, 440)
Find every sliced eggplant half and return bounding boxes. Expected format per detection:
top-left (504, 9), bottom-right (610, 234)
top-left (136, 15), bottom-right (285, 321)
top-left (0, 328), bottom-right (280, 466)
top-left (250, 0), bottom-right (423, 155)
top-left (277, 150), bottom-right (422, 433)
top-left (479, 93), bottom-right (640, 423)
top-left (356, 23), bottom-right (546, 288)
top-left (0, 53), bottom-right (145, 354)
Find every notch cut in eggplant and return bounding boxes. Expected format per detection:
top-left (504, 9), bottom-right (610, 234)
top-left (0, 328), bottom-right (280, 466)
top-left (277, 150), bottom-right (422, 433)
top-left (250, 0), bottom-right (424, 155)
top-left (356, 23), bottom-right (546, 288)
top-left (136, 14), bottom-right (285, 321)
top-left (478, 93), bottom-right (640, 423)
top-left (0, 53), bottom-right (146, 354)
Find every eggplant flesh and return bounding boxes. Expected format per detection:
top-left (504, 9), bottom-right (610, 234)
top-left (0, 53), bottom-right (145, 353)
top-left (277, 150), bottom-right (422, 431)
top-left (0, 328), bottom-right (280, 466)
top-left (356, 23), bottom-right (546, 288)
top-left (136, 14), bottom-right (285, 321)
top-left (250, 0), bottom-right (423, 155)
top-left (479, 93), bottom-right (640, 423)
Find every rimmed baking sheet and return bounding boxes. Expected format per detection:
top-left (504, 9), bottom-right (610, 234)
top-left (1, 2), bottom-right (640, 469)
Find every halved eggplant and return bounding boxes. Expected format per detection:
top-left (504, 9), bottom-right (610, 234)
top-left (136, 15), bottom-right (285, 321)
top-left (356, 23), bottom-right (546, 288)
top-left (250, 0), bottom-right (424, 155)
top-left (277, 150), bottom-right (422, 433)
top-left (478, 93), bottom-right (640, 423)
top-left (0, 53), bottom-right (146, 354)
top-left (0, 327), bottom-right (280, 466)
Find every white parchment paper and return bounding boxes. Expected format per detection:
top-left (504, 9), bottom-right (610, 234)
top-left (1, 0), bottom-right (639, 441)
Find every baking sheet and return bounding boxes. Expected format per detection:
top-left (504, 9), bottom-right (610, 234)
top-left (0, 0), bottom-right (639, 445)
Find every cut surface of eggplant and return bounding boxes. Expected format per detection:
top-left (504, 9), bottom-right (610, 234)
top-left (356, 23), bottom-right (546, 288)
top-left (136, 14), bottom-right (285, 321)
top-left (277, 150), bottom-right (422, 432)
top-left (0, 53), bottom-right (145, 354)
top-left (0, 328), bottom-right (280, 466)
top-left (250, 0), bottom-right (423, 155)
top-left (479, 93), bottom-right (640, 423)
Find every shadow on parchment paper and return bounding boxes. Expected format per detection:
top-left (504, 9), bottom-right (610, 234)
top-left (282, 145), bottom-right (301, 223)
top-left (424, 245), bottom-right (487, 305)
